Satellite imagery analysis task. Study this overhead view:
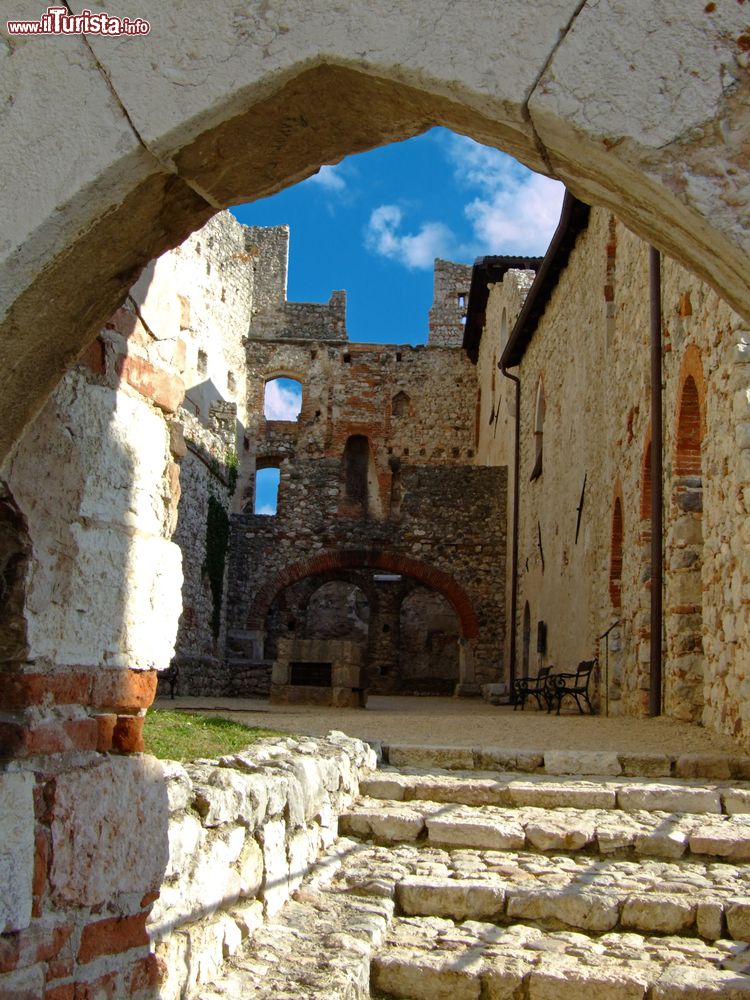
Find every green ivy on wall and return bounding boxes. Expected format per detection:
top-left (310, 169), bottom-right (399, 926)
top-left (225, 447), bottom-right (239, 495)
top-left (204, 493), bottom-right (229, 639)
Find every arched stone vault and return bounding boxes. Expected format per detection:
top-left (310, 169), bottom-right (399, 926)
top-left (247, 549), bottom-right (480, 640)
top-left (2, 1), bottom-right (750, 458)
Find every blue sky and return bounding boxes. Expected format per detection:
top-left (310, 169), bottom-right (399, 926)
top-left (231, 128), bottom-right (563, 347)
top-left (237, 128), bottom-right (565, 513)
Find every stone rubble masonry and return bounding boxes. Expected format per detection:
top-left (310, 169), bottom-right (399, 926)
top-left (476, 206), bottom-right (750, 745)
top-left (150, 732), bottom-right (376, 1000)
top-left (428, 259), bottom-right (473, 348)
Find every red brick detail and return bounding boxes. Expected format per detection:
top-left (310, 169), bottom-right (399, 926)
top-left (127, 954), bottom-right (161, 994)
top-left (0, 919), bottom-right (73, 974)
top-left (79, 338), bottom-right (107, 376)
top-left (114, 355), bottom-right (185, 414)
top-left (95, 714), bottom-right (117, 753)
top-left (111, 715), bottom-right (145, 754)
top-left (0, 669), bottom-right (157, 714)
top-left (0, 717), bottom-right (99, 759)
top-left (45, 984), bottom-right (75, 1000)
top-left (247, 549), bottom-right (480, 639)
top-left (90, 670), bottom-right (157, 712)
top-left (674, 345), bottom-right (706, 477)
top-left (78, 913), bottom-right (148, 966)
top-left (32, 830), bottom-right (50, 919)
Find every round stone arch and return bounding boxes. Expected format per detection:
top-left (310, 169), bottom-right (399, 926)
top-left (246, 549), bottom-right (480, 639)
top-left (2, 2), bottom-right (750, 460)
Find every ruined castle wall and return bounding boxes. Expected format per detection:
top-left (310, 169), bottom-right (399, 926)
top-left (475, 270), bottom-right (537, 680)
top-left (0, 298), bottom-right (188, 994)
top-left (131, 212), bottom-right (255, 435)
top-left (428, 259), bottom-right (473, 347)
top-left (512, 208), bottom-right (750, 744)
top-left (245, 225), bottom-right (289, 311)
top-left (249, 291), bottom-right (348, 343)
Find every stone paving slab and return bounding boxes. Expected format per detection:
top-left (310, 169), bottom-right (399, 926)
top-left (372, 916), bottom-right (750, 1000)
top-left (361, 769), bottom-right (750, 815)
top-left (340, 797), bottom-right (750, 860)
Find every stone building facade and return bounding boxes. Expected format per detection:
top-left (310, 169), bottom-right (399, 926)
top-left (470, 196), bottom-right (750, 741)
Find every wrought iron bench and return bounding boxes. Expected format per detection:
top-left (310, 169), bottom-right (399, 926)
top-left (159, 664), bottom-right (179, 700)
top-left (547, 659), bottom-right (597, 716)
top-left (512, 664), bottom-right (553, 711)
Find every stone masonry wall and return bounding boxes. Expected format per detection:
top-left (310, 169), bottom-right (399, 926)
top-left (0, 295), bottom-right (188, 996)
top-left (428, 259), bottom-right (473, 348)
top-left (474, 269), bottom-right (538, 679)
top-left (508, 207), bottom-right (750, 745)
top-left (152, 732), bottom-right (376, 1000)
top-left (169, 407), bottom-right (236, 697)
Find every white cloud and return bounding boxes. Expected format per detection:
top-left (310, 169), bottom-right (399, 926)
top-left (306, 164), bottom-right (347, 193)
top-left (264, 379), bottom-right (302, 420)
top-left (445, 134), bottom-right (565, 256)
top-left (255, 504), bottom-right (277, 516)
top-left (364, 204), bottom-right (455, 270)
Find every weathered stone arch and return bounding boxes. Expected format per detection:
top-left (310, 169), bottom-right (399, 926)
top-left (246, 549), bottom-right (480, 638)
top-left (3, 2), bottom-right (750, 458)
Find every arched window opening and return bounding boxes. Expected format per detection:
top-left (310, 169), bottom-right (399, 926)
top-left (640, 440), bottom-right (652, 523)
top-left (392, 390), bottom-right (410, 418)
top-left (609, 495), bottom-right (623, 610)
top-left (254, 466), bottom-right (280, 515)
top-left (343, 435), bottom-right (382, 518)
top-left (674, 376), bottom-right (701, 479)
top-left (264, 377), bottom-right (302, 421)
top-left (522, 602), bottom-right (531, 675)
top-left (530, 378), bottom-right (545, 481)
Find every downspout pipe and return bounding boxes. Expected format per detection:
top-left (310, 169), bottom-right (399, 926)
top-left (649, 247), bottom-right (663, 716)
top-left (500, 364), bottom-right (520, 686)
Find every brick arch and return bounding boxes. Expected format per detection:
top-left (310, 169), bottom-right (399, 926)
top-left (247, 549), bottom-right (480, 639)
top-left (674, 345), bottom-right (706, 478)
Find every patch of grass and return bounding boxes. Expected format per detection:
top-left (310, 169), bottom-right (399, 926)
top-left (144, 709), bottom-right (288, 762)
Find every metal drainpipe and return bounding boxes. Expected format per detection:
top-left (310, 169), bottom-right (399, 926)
top-left (649, 247), bottom-right (663, 716)
top-left (500, 363), bottom-right (521, 686)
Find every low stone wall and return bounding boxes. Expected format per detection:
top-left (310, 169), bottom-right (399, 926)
top-left (150, 732), bottom-right (377, 999)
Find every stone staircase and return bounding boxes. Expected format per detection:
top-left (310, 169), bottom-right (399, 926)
top-left (197, 746), bottom-right (750, 999)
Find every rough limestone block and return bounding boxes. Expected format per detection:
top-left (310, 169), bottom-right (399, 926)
top-left (165, 812), bottom-right (204, 880)
top-left (726, 901), bottom-right (750, 942)
top-left (652, 966), bottom-right (750, 998)
top-left (544, 751), bottom-right (622, 776)
top-left (621, 893), bottom-right (696, 934)
top-left (360, 776), bottom-right (409, 801)
top-left (617, 785), bottom-right (721, 815)
top-left (690, 825), bottom-right (750, 860)
top-left (483, 956), bottom-right (533, 999)
top-left (0, 772), bottom-right (34, 933)
top-left (674, 754), bottom-right (735, 780)
top-left (50, 756), bottom-right (168, 907)
top-left (696, 900), bottom-right (725, 941)
top-left (397, 876), bottom-right (505, 921)
top-left (388, 746), bottom-right (475, 771)
top-left (0, 963), bottom-right (46, 1000)
top-left (371, 947), bottom-right (483, 1000)
top-left (507, 888), bottom-right (619, 933)
top-left (618, 753), bottom-right (672, 778)
top-left (161, 760), bottom-right (193, 814)
top-left (508, 780), bottom-right (615, 810)
top-left (427, 814), bottom-right (525, 851)
top-left (723, 789), bottom-right (750, 815)
top-left (260, 817), bottom-right (289, 916)
top-left (474, 748), bottom-right (544, 772)
top-left (529, 960), bottom-right (648, 1000)
top-left (525, 814), bottom-right (596, 852)
top-left (340, 806), bottom-right (425, 843)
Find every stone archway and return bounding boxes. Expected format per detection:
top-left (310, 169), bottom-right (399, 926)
top-left (3, 3), bottom-right (750, 460)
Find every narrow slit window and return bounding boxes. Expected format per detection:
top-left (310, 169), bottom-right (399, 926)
top-left (254, 467), bottom-right (280, 515)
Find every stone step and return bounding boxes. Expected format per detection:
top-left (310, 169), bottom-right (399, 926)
top-left (361, 770), bottom-right (750, 816)
top-left (383, 745), bottom-right (750, 780)
top-left (339, 797), bottom-right (750, 860)
top-left (331, 839), bottom-right (750, 943)
top-left (372, 916), bottom-right (750, 1000)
